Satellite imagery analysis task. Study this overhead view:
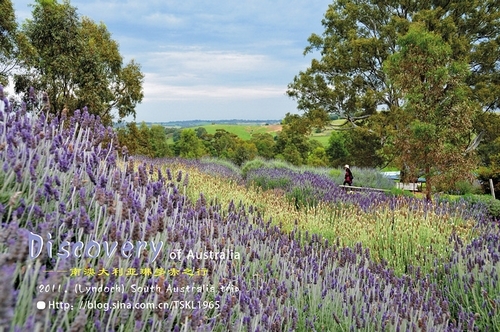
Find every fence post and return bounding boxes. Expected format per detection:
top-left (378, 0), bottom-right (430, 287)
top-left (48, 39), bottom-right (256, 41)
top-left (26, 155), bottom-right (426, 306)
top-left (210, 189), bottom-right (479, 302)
top-left (490, 178), bottom-right (496, 199)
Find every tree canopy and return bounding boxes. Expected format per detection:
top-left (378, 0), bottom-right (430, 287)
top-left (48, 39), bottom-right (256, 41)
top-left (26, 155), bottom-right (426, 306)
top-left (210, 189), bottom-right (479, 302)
top-left (0, 0), bottom-right (18, 75)
top-left (15, 0), bottom-right (144, 125)
top-left (0, 0), bottom-right (31, 86)
top-left (287, 0), bottom-right (500, 126)
top-left (384, 23), bottom-right (480, 200)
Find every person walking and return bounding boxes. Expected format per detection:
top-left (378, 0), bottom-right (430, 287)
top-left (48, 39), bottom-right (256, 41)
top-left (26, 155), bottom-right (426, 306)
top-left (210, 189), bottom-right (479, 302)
top-left (343, 165), bottom-right (353, 186)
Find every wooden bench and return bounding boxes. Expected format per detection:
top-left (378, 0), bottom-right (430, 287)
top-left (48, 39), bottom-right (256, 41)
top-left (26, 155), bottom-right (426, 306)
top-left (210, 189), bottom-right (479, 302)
top-left (338, 185), bottom-right (390, 193)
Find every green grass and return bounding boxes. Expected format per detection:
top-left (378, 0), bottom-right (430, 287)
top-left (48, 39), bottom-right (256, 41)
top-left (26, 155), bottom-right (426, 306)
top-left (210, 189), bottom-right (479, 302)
top-left (310, 136), bottom-right (330, 146)
top-left (310, 119), bottom-right (348, 147)
top-left (193, 123), bottom-right (279, 140)
top-left (166, 123), bottom-right (281, 143)
top-left (167, 119), bottom-right (351, 147)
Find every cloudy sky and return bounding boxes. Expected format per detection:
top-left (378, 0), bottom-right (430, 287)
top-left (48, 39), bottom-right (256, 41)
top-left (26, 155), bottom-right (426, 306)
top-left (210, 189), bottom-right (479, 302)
top-left (13, 0), bottom-right (332, 122)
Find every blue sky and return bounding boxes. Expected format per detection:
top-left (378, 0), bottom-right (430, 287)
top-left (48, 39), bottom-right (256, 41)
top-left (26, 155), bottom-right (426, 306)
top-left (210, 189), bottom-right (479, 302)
top-left (13, 0), bottom-right (332, 122)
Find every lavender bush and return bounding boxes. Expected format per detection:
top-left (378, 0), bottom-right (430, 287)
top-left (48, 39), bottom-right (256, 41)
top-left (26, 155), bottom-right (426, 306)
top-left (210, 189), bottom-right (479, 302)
top-left (138, 156), bottom-right (243, 184)
top-left (241, 158), bottom-right (395, 190)
top-left (245, 166), bottom-right (385, 210)
top-left (435, 226), bottom-right (500, 331)
top-left (245, 166), bottom-right (488, 218)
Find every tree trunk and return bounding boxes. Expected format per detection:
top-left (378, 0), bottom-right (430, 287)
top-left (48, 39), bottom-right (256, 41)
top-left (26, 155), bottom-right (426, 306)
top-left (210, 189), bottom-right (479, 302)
top-left (425, 166), bottom-right (432, 202)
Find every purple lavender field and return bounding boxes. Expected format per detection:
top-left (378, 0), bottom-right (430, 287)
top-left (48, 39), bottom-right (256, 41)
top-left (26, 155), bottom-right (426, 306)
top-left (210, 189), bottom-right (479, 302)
top-left (1, 103), bottom-right (499, 331)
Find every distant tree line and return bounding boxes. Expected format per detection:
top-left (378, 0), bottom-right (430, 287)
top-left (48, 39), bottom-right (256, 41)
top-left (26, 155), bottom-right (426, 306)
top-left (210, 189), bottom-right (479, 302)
top-left (151, 119), bottom-right (279, 128)
top-left (116, 113), bottom-right (392, 168)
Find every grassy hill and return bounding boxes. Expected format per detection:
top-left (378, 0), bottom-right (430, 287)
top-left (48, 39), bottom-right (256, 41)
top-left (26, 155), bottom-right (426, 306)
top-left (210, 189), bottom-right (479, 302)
top-left (167, 119), bottom-right (348, 146)
top-left (192, 123), bottom-right (282, 140)
top-left (309, 119), bottom-right (348, 146)
top-left (166, 123), bottom-right (282, 143)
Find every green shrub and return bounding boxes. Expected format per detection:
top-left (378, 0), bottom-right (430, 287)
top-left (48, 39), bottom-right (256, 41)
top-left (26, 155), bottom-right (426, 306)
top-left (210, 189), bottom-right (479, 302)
top-left (267, 159), bottom-right (296, 169)
top-left (454, 180), bottom-right (482, 195)
top-left (286, 187), bottom-right (318, 209)
top-left (242, 158), bottom-right (307, 179)
top-left (249, 176), bottom-right (291, 191)
top-left (386, 187), bottom-right (414, 197)
top-left (200, 156), bottom-right (242, 176)
top-left (489, 199), bottom-right (500, 218)
top-left (329, 169), bottom-right (342, 178)
top-left (476, 166), bottom-right (500, 197)
top-left (439, 179), bottom-right (482, 195)
top-left (331, 167), bottom-right (395, 189)
top-left (241, 158), bottom-right (267, 178)
top-left (461, 194), bottom-right (500, 219)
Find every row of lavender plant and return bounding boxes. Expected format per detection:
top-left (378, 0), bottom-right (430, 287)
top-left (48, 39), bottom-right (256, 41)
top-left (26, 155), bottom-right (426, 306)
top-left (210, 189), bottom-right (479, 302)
top-left (244, 166), bottom-right (381, 210)
top-left (434, 225), bottom-right (500, 330)
top-left (143, 156), bottom-right (243, 184)
top-left (244, 166), bottom-right (490, 220)
top-left (0, 96), bottom-right (490, 330)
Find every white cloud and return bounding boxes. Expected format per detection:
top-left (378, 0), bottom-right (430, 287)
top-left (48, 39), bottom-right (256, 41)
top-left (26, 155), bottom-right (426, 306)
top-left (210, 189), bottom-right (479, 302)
top-left (147, 49), bottom-right (275, 75)
top-left (139, 49), bottom-right (288, 101)
top-left (143, 75), bottom-right (285, 101)
top-left (143, 12), bottom-right (184, 27)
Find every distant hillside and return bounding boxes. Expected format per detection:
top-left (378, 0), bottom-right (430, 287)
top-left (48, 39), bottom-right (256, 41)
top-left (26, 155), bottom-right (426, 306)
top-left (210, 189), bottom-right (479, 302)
top-left (115, 118), bottom-right (343, 147)
top-left (146, 119), bottom-right (281, 128)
